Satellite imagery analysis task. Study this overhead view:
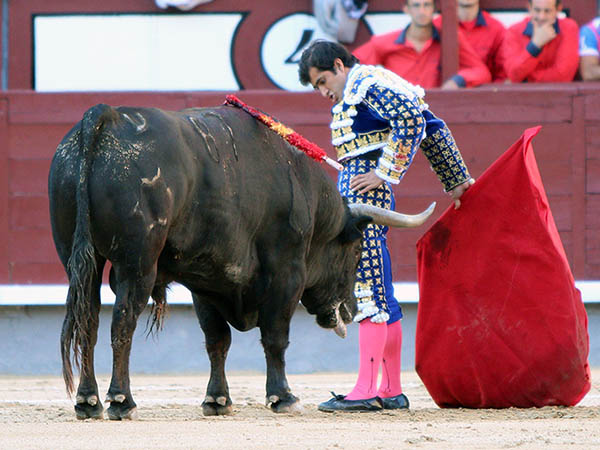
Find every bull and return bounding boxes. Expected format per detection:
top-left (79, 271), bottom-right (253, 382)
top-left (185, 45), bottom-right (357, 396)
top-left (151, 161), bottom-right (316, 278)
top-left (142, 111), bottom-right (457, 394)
top-left (48, 102), bottom-right (434, 419)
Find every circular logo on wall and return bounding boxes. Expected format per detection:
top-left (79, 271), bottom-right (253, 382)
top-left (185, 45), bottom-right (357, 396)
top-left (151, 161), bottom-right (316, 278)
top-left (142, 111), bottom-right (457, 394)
top-left (261, 13), bottom-right (334, 91)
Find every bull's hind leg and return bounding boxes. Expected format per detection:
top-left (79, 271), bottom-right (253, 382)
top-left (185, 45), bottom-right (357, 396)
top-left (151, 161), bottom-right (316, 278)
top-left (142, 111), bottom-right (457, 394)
top-left (74, 257), bottom-right (106, 420)
top-left (105, 266), bottom-right (157, 420)
top-left (192, 296), bottom-right (233, 416)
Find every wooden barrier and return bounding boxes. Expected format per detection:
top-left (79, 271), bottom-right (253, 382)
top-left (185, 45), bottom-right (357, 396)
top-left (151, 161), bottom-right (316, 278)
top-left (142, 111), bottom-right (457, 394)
top-left (0, 97), bottom-right (8, 283)
top-left (2, 83), bottom-right (600, 283)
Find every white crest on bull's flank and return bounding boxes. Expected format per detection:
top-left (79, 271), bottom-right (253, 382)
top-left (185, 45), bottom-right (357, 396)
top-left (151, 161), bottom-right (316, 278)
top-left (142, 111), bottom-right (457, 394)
top-left (148, 217), bottom-right (168, 232)
top-left (141, 168), bottom-right (161, 186)
top-left (131, 200), bottom-right (143, 218)
top-left (122, 112), bottom-right (147, 133)
top-left (109, 235), bottom-right (118, 252)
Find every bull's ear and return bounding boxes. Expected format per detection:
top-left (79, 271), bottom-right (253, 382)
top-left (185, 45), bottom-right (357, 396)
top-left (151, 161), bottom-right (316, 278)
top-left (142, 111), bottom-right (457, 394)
top-left (340, 214), bottom-right (372, 243)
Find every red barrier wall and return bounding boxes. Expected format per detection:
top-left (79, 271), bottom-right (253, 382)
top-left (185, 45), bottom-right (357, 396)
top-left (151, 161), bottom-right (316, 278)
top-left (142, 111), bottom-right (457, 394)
top-left (2, 84), bottom-right (600, 283)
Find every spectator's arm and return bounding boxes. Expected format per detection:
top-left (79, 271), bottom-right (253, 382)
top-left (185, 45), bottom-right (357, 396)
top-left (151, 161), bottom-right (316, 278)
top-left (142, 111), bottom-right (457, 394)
top-left (451, 32), bottom-right (492, 88)
top-left (579, 25), bottom-right (600, 81)
top-left (580, 56), bottom-right (600, 81)
top-left (491, 27), bottom-right (507, 82)
top-left (503, 26), bottom-right (544, 82)
top-left (314, 0), bottom-right (341, 38)
top-left (527, 20), bottom-right (579, 82)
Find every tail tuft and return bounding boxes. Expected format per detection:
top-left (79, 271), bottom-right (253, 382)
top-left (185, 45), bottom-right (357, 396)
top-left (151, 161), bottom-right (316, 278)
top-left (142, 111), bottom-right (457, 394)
top-left (60, 104), bottom-right (112, 396)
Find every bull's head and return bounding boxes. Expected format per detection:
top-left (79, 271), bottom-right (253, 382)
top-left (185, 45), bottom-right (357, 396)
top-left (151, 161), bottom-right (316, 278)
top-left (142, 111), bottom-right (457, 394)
top-left (301, 202), bottom-right (436, 338)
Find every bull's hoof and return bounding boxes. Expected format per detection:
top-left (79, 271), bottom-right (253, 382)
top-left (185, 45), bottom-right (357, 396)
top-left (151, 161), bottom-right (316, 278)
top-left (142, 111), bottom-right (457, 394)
top-left (105, 395), bottom-right (138, 420)
top-left (106, 403), bottom-right (138, 420)
top-left (202, 395), bottom-right (233, 416)
top-left (75, 396), bottom-right (104, 420)
top-left (268, 394), bottom-right (301, 413)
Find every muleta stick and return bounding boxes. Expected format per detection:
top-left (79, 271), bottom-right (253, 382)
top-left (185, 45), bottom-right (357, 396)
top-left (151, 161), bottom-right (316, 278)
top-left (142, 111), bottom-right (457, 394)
top-left (225, 94), bottom-right (343, 171)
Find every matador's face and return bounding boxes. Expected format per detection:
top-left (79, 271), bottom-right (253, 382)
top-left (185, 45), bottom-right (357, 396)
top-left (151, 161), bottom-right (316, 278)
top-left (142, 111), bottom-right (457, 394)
top-left (308, 58), bottom-right (349, 105)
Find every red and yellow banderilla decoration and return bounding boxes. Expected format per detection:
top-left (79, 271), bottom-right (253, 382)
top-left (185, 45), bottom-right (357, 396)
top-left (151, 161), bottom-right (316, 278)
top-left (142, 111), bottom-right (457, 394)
top-left (224, 94), bottom-right (343, 172)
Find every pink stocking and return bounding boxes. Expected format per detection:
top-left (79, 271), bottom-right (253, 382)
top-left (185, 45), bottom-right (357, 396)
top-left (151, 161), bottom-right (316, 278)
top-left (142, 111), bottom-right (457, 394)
top-left (345, 320), bottom-right (387, 400)
top-left (377, 319), bottom-right (403, 398)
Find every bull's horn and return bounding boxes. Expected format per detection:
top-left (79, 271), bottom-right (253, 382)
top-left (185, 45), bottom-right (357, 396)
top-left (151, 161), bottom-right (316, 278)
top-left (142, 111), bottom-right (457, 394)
top-left (334, 308), bottom-right (347, 339)
top-left (334, 321), bottom-right (347, 339)
top-left (348, 202), bottom-right (436, 228)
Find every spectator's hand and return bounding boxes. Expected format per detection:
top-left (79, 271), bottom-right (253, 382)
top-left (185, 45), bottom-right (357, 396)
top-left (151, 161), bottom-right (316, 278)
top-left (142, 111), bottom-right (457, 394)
top-left (441, 79), bottom-right (460, 90)
top-left (449, 178), bottom-right (475, 209)
top-left (531, 23), bottom-right (557, 48)
top-left (350, 169), bottom-right (384, 194)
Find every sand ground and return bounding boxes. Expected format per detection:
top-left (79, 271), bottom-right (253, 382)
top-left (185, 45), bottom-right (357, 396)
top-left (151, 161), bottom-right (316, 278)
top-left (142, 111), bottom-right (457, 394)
top-left (1, 370), bottom-right (599, 449)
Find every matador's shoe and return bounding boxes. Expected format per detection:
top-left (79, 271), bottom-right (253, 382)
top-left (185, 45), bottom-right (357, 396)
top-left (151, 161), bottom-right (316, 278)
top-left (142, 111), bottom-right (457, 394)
top-left (380, 393), bottom-right (409, 410)
top-left (318, 392), bottom-right (383, 412)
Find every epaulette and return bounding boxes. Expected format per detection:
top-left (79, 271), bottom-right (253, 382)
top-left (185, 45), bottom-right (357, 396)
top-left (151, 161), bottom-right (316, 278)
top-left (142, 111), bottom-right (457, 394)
top-left (338, 64), bottom-right (428, 110)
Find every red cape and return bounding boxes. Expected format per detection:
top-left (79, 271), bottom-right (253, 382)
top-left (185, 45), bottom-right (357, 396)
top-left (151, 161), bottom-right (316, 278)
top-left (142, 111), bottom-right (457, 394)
top-left (415, 127), bottom-right (591, 408)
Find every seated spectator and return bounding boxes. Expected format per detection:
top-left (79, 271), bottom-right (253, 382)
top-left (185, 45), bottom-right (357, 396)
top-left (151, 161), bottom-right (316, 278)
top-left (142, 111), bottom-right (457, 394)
top-left (313, 0), bottom-right (368, 43)
top-left (579, 15), bottom-right (600, 81)
top-left (434, 0), bottom-right (506, 82)
top-left (155, 0), bottom-right (213, 11)
top-left (503, 0), bottom-right (578, 83)
top-left (353, 0), bottom-right (491, 89)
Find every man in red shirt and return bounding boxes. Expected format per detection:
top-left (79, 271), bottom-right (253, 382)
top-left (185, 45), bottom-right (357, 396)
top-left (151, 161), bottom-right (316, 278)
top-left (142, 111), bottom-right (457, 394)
top-left (352, 0), bottom-right (490, 89)
top-left (434, 0), bottom-right (506, 82)
top-left (503, 0), bottom-right (578, 83)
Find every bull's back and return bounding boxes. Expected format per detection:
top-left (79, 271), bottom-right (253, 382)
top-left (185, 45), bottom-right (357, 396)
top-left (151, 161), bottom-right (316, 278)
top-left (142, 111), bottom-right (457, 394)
top-left (49, 102), bottom-right (337, 281)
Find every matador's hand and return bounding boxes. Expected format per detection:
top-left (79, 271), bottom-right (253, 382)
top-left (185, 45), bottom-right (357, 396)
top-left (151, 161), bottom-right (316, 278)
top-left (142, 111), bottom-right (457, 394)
top-left (350, 169), bottom-right (385, 194)
top-left (449, 178), bottom-right (475, 209)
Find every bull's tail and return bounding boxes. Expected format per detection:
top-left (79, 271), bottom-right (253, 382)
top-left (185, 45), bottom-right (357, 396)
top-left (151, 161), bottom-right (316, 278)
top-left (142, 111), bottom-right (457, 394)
top-left (61, 104), bottom-right (116, 395)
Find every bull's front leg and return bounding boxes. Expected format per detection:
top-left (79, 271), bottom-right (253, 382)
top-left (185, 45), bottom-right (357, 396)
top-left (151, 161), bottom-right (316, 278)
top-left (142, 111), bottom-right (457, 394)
top-left (193, 296), bottom-right (233, 416)
top-left (259, 286), bottom-right (302, 413)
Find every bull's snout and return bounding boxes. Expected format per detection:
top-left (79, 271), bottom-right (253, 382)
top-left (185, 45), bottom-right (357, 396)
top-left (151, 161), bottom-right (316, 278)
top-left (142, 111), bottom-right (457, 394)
top-left (315, 302), bottom-right (353, 338)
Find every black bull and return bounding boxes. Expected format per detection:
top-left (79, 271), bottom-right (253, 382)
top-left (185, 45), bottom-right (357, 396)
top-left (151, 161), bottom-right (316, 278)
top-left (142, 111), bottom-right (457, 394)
top-left (48, 103), bottom-right (434, 419)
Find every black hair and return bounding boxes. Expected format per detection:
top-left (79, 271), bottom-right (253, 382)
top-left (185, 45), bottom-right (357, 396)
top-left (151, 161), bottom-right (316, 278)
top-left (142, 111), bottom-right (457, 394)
top-left (298, 40), bottom-right (359, 86)
top-left (528, 0), bottom-right (561, 6)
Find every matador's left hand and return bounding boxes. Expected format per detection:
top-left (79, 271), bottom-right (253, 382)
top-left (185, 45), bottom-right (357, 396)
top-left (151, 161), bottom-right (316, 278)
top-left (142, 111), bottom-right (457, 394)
top-left (350, 169), bottom-right (385, 194)
top-left (449, 178), bottom-right (475, 209)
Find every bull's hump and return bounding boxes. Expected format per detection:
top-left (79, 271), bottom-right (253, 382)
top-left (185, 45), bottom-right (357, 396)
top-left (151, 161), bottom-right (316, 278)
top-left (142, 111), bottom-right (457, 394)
top-left (184, 109), bottom-right (239, 163)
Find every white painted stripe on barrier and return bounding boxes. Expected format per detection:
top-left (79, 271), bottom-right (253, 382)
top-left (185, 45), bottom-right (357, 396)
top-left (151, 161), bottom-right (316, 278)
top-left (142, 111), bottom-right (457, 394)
top-left (0, 282), bottom-right (599, 306)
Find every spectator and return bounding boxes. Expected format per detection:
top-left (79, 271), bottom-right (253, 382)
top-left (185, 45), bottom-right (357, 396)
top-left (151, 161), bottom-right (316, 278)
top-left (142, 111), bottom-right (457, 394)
top-left (313, 0), bottom-right (368, 43)
top-left (155, 0), bottom-right (213, 11)
top-left (503, 0), bottom-right (578, 83)
top-left (353, 0), bottom-right (491, 89)
top-left (579, 15), bottom-right (600, 80)
top-left (434, 0), bottom-right (506, 82)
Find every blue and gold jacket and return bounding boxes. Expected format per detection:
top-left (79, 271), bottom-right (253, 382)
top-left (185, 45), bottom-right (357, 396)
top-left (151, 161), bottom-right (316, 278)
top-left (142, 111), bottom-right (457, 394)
top-left (331, 64), bottom-right (471, 191)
